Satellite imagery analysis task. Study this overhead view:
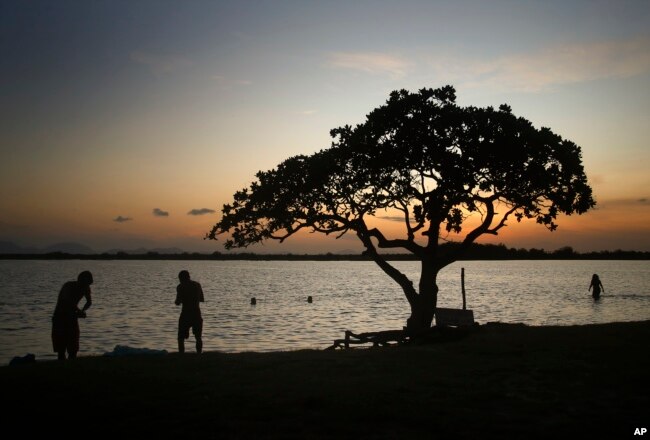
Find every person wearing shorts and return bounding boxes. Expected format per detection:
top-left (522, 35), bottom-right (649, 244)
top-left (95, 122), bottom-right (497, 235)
top-left (175, 270), bottom-right (204, 353)
top-left (52, 271), bottom-right (93, 360)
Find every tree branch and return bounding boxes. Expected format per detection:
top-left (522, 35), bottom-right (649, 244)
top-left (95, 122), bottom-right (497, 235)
top-left (366, 227), bottom-right (424, 256)
top-left (462, 196), bottom-right (497, 245)
top-left (269, 223), bottom-right (310, 242)
top-left (440, 196), bottom-right (497, 266)
top-left (485, 204), bottom-right (520, 235)
top-left (356, 222), bottom-right (418, 306)
top-left (270, 215), bottom-right (350, 242)
top-left (395, 201), bottom-right (415, 241)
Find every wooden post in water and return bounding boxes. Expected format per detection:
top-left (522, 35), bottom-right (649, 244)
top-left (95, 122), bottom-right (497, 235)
top-left (461, 267), bottom-right (466, 310)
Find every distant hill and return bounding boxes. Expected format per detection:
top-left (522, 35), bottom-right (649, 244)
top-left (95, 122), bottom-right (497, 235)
top-left (0, 241), bottom-right (95, 254)
top-left (104, 247), bottom-right (185, 255)
top-left (44, 242), bottom-right (95, 254)
top-left (0, 241), bottom-right (39, 254)
top-left (0, 241), bottom-right (188, 255)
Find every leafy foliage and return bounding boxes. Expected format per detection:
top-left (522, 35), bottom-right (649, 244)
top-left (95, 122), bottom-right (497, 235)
top-left (208, 85), bottom-right (594, 262)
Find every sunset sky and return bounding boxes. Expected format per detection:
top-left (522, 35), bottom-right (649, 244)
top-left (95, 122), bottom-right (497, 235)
top-left (1, 0), bottom-right (649, 253)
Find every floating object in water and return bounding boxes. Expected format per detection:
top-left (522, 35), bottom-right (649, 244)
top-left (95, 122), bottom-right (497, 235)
top-left (250, 297), bottom-right (257, 305)
top-left (307, 296), bottom-right (313, 303)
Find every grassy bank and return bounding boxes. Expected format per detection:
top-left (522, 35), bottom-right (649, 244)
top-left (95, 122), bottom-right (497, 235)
top-left (3, 321), bottom-right (648, 439)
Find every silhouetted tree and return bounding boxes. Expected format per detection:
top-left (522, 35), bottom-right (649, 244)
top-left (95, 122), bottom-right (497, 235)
top-left (553, 246), bottom-right (576, 258)
top-left (208, 86), bottom-right (595, 333)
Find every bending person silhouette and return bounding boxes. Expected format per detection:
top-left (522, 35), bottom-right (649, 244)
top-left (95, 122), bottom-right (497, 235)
top-left (51, 271), bottom-right (94, 361)
top-left (175, 270), bottom-right (205, 353)
top-left (589, 274), bottom-right (604, 300)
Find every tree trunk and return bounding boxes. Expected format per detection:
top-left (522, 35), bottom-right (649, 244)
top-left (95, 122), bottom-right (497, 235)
top-left (405, 261), bottom-right (439, 334)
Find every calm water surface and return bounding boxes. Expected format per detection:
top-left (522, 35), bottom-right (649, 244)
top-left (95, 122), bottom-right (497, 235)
top-left (0, 260), bottom-right (648, 363)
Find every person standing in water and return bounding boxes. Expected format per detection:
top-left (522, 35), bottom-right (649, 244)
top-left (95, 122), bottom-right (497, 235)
top-left (589, 274), bottom-right (604, 300)
top-left (52, 271), bottom-right (94, 361)
top-left (175, 270), bottom-right (205, 353)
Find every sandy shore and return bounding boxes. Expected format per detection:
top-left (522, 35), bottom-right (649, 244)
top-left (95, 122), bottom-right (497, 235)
top-left (2, 320), bottom-right (648, 439)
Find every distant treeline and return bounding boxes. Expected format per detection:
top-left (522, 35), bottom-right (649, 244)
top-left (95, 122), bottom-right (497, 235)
top-left (1, 243), bottom-right (648, 260)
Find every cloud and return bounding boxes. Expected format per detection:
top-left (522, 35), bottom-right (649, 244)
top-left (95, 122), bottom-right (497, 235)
top-left (153, 208), bottom-right (169, 217)
top-left (113, 216), bottom-right (133, 223)
top-left (327, 52), bottom-right (409, 78)
top-left (596, 197), bottom-right (650, 209)
top-left (130, 51), bottom-right (192, 75)
top-left (299, 109), bottom-right (318, 115)
top-left (188, 208), bottom-right (216, 216)
top-left (428, 37), bottom-right (650, 92)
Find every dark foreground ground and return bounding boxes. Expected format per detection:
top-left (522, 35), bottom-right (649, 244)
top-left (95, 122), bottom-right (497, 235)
top-left (2, 321), bottom-right (648, 439)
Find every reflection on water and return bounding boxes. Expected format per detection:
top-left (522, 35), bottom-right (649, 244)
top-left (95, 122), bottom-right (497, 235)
top-left (0, 259), bottom-right (648, 363)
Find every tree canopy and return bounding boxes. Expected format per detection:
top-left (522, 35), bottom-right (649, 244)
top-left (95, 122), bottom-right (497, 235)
top-left (208, 85), bottom-right (594, 266)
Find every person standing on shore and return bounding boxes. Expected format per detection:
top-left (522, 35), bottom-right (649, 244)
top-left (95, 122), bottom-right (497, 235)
top-left (52, 271), bottom-right (94, 361)
top-left (175, 270), bottom-right (205, 353)
top-left (589, 274), bottom-right (604, 300)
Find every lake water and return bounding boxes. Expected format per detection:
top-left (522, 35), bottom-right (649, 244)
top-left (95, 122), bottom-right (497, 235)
top-left (0, 259), bottom-right (648, 363)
